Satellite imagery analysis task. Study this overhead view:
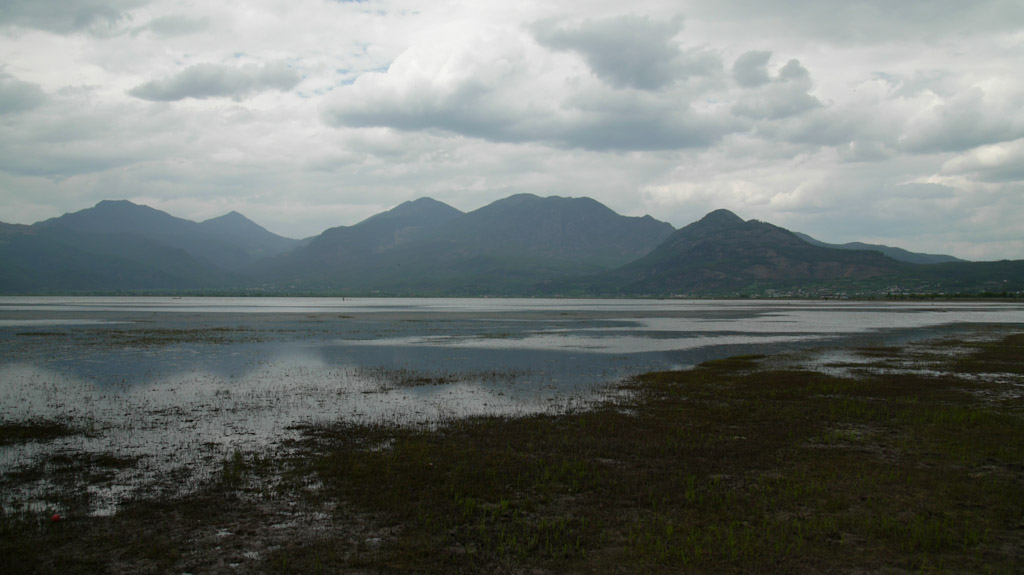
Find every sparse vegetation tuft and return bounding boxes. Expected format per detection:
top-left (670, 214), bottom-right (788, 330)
top-left (0, 419), bottom-right (79, 446)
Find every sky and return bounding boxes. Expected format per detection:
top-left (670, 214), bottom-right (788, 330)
top-left (1, 1), bottom-right (1022, 260)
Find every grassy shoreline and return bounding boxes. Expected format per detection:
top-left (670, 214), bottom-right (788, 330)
top-left (3, 333), bottom-right (1023, 573)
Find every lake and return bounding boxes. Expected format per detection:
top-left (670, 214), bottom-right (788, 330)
top-left (2, 296), bottom-right (1023, 515)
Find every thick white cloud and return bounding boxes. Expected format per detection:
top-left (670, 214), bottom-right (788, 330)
top-left (898, 86), bottom-right (1024, 154)
top-left (941, 139), bottom-right (1024, 183)
top-left (321, 24), bottom-right (738, 151)
top-left (0, 0), bottom-right (1022, 260)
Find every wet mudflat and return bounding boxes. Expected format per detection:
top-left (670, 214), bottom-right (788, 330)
top-left (3, 298), bottom-right (1021, 514)
top-left (1, 298), bottom-right (1023, 573)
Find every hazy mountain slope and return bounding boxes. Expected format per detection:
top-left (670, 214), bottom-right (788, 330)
top-left (39, 200), bottom-right (253, 270)
top-left (5, 199), bottom-right (1020, 296)
top-left (793, 232), bottom-right (964, 264)
top-left (354, 194), bottom-right (676, 294)
top-left (910, 259), bottom-right (1024, 293)
top-left (199, 211), bottom-right (302, 258)
top-left (252, 197), bottom-right (465, 284)
top-left (0, 201), bottom-right (277, 292)
top-left (257, 194), bottom-right (675, 293)
top-left (601, 209), bottom-right (906, 294)
top-left (0, 226), bottom-right (234, 293)
top-left (38, 200), bottom-right (188, 235)
top-left (432, 194), bottom-right (674, 267)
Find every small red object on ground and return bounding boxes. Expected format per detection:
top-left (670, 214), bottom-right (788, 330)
top-left (51, 514), bottom-right (61, 522)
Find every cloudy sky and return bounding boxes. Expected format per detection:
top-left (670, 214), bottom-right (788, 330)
top-left (1, 0), bottom-right (1022, 260)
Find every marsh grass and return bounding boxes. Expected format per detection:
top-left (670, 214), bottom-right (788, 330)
top-left (352, 365), bottom-right (529, 389)
top-left (1, 448), bottom-right (141, 523)
top-left (0, 419), bottom-right (79, 446)
top-left (956, 333), bottom-right (1024, 375)
top-left (12, 326), bottom-right (268, 349)
top-left (92, 327), bottom-right (263, 347)
top-left (2, 333), bottom-right (1022, 574)
top-left (254, 334), bottom-right (1024, 574)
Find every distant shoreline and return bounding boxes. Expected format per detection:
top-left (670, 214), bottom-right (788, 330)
top-left (1, 291), bottom-right (1021, 301)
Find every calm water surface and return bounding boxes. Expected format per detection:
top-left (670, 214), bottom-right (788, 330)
top-left (2, 297), bottom-right (1022, 514)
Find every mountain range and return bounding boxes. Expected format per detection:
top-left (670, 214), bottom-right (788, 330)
top-left (1, 195), bottom-right (1021, 297)
top-left (792, 232), bottom-right (964, 265)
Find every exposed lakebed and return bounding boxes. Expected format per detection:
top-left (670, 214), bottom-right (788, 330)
top-left (2, 297), bottom-right (1023, 516)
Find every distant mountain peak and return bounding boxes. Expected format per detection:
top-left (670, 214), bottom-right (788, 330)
top-left (609, 208), bottom-right (911, 295)
top-left (364, 197), bottom-right (463, 223)
top-left (699, 209), bottom-right (745, 226)
top-left (505, 192), bottom-right (542, 201)
top-left (96, 199), bottom-right (137, 207)
top-left (477, 194), bottom-right (617, 217)
top-left (203, 211), bottom-right (254, 225)
top-left (410, 197), bottom-right (450, 205)
top-left (197, 210), bottom-right (301, 255)
top-left (393, 196), bottom-right (460, 213)
top-left (89, 199), bottom-right (159, 215)
top-left (40, 199), bottom-right (180, 232)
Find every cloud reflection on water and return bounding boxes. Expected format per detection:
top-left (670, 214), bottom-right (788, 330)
top-left (2, 297), bottom-right (1023, 516)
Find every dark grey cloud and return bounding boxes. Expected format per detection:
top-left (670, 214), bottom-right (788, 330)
top-left (731, 59), bottom-right (820, 119)
top-left (136, 14), bottom-right (209, 37)
top-left (968, 164), bottom-right (1024, 184)
top-left (0, 0), bottom-right (146, 35)
top-left (732, 50), bottom-right (771, 87)
top-left (129, 62), bottom-right (301, 101)
top-left (532, 15), bottom-right (718, 91)
top-left (0, 72), bottom-right (46, 114)
top-left (756, 108), bottom-right (866, 149)
top-left (323, 71), bottom-right (739, 152)
top-left (0, 85), bottom-right (170, 179)
top-left (0, 146), bottom-right (140, 178)
top-left (691, 0), bottom-right (1024, 43)
top-left (325, 89), bottom-right (519, 143)
top-left (776, 60), bottom-right (809, 82)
